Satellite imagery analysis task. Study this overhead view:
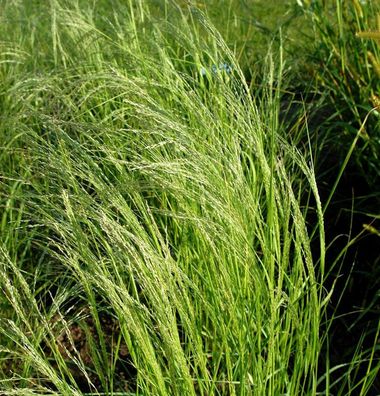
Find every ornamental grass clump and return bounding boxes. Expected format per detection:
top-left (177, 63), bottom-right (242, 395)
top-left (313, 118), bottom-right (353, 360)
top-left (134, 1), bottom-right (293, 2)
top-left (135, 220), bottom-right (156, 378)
top-left (0, 1), bottom-right (330, 395)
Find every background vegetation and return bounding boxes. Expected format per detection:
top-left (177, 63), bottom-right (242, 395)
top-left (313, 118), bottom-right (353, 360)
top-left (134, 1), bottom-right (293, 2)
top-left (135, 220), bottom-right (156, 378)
top-left (0, 0), bottom-right (379, 395)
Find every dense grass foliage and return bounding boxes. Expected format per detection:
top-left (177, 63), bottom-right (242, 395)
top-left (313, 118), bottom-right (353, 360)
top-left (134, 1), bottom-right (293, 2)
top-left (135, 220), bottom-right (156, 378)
top-left (296, 3), bottom-right (380, 393)
top-left (0, 1), bottom-right (379, 395)
top-left (301, 0), bottom-right (380, 192)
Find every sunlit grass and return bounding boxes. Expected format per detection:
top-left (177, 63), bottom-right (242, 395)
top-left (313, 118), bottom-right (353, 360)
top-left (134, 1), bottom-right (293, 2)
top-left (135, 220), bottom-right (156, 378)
top-left (0, 1), bottom-right (379, 395)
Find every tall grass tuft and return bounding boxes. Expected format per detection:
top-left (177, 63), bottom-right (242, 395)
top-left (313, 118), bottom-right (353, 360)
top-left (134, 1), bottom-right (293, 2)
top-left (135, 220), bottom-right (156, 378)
top-left (0, 1), bottom-right (334, 394)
